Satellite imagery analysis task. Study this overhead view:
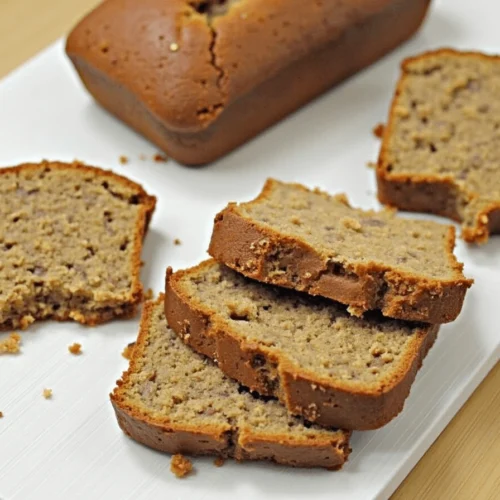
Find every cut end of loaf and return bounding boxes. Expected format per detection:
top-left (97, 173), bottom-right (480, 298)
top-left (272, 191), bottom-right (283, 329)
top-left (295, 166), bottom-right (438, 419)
top-left (0, 160), bottom-right (156, 329)
top-left (111, 295), bottom-right (351, 468)
top-left (377, 48), bottom-right (500, 244)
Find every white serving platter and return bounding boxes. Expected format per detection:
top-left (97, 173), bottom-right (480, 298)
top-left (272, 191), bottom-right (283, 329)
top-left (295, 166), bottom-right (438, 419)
top-left (0, 0), bottom-right (498, 498)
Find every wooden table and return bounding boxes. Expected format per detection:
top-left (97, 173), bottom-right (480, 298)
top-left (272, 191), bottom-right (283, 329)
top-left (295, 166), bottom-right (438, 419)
top-left (0, 1), bottom-right (498, 498)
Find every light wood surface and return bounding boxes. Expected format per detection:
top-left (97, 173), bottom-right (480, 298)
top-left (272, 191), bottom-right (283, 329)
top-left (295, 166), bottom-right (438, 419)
top-left (0, 1), bottom-right (498, 498)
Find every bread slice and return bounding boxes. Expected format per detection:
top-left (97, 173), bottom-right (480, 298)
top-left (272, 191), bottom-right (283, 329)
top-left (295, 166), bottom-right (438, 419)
top-left (208, 179), bottom-right (472, 324)
top-left (165, 260), bottom-right (439, 430)
top-left (111, 295), bottom-right (351, 470)
top-left (0, 161), bottom-right (156, 329)
top-left (377, 49), bottom-right (500, 244)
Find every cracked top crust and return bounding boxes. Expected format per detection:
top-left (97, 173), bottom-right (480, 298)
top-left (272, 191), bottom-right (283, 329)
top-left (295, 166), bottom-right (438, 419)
top-left (66, 0), bottom-right (399, 132)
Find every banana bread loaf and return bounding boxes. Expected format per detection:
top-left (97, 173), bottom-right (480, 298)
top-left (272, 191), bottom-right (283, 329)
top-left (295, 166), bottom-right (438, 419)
top-left (377, 49), bottom-right (500, 244)
top-left (165, 260), bottom-right (439, 430)
top-left (209, 179), bottom-right (472, 324)
top-left (66, 0), bottom-right (431, 165)
top-left (0, 161), bottom-right (156, 329)
top-left (111, 295), bottom-right (351, 469)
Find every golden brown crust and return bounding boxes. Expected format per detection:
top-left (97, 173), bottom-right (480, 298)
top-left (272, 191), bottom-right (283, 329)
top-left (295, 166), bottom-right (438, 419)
top-left (165, 262), bottom-right (439, 430)
top-left (111, 296), bottom-right (351, 469)
top-left (66, 0), bottom-right (431, 165)
top-left (208, 180), bottom-right (472, 324)
top-left (377, 48), bottom-right (500, 244)
top-left (0, 160), bottom-right (156, 327)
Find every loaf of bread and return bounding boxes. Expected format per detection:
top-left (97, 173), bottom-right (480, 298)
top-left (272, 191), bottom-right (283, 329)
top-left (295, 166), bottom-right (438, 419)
top-left (111, 295), bottom-right (351, 469)
top-left (165, 260), bottom-right (438, 430)
top-left (209, 179), bottom-right (472, 324)
top-left (66, 0), bottom-right (431, 165)
top-left (377, 49), bottom-right (500, 244)
top-left (0, 161), bottom-right (156, 329)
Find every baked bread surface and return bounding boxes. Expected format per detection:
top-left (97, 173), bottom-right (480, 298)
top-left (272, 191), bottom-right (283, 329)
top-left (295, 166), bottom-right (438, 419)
top-left (0, 160), bottom-right (156, 329)
top-left (377, 49), bottom-right (500, 244)
top-left (112, 295), bottom-right (351, 469)
top-left (66, 0), bottom-right (432, 164)
top-left (165, 260), bottom-right (439, 430)
top-left (209, 179), bottom-right (472, 324)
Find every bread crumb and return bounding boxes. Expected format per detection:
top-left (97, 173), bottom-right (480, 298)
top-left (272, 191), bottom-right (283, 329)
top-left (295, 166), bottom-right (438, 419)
top-left (341, 217), bottom-right (362, 232)
top-left (394, 106), bottom-right (410, 118)
top-left (69, 311), bottom-right (86, 323)
top-left (214, 457), bottom-right (225, 467)
top-left (43, 388), bottom-right (53, 399)
top-left (370, 343), bottom-right (386, 357)
top-left (366, 162), bottom-right (377, 169)
top-left (347, 305), bottom-right (364, 317)
top-left (153, 153), bottom-right (168, 163)
top-left (381, 352), bottom-right (394, 363)
top-left (0, 411), bottom-right (3, 418)
top-left (174, 238), bottom-right (182, 246)
top-left (0, 333), bottom-right (21, 354)
top-left (19, 315), bottom-right (35, 330)
top-left (170, 454), bottom-right (193, 478)
top-left (122, 342), bottom-right (136, 360)
top-left (68, 343), bottom-right (82, 355)
top-left (139, 154), bottom-right (147, 161)
top-left (333, 193), bottom-right (349, 206)
top-left (119, 155), bottom-right (129, 165)
top-left (143, 289), bottom-right (153, 301)
top-left (169, 42), bottom-right (179, 52)
top-left (373, 123), bottom-right (385, 138)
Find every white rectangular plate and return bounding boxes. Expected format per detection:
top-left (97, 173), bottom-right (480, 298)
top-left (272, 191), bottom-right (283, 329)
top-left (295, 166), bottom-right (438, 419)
top-left (0, 0), bottom-right (499, 498)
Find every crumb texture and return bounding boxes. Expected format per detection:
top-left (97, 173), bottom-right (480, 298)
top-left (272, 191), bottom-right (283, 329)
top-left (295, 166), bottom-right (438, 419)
top-left (379, 50), bottom-right (500, 242)
top-left (175, 262), bottom-right (432, 389)
top-left (170, 454), bottom-right (193, 478)
top-left (122, 342), bottom-right (135, 360)
top-left (117, 300), bottom-right (343, 435)
top-left (0, 161), bottom-right (155, 329)
top-left (112, 298), bottom-right (350, 468)
top-left (0, 333), bottom-right (21, 354)
top-left (238, 180), bottom-right (457, 280)
top-left (43, 389), bottom-right (53, 399)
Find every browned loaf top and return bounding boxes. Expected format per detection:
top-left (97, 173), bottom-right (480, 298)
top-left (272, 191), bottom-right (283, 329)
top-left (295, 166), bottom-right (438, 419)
top-left (209, 179), bottom-right (472, 324)
top-left (66, 0), bottom-right (431, 164)
top-left (0, 161), bottom-right (156, 329)
top-left (111, 295), bottom-right (351, 470)
top-left (377, 49), bottom-right (500, 244)
top-left (165, 260), bottom-right (439, 430)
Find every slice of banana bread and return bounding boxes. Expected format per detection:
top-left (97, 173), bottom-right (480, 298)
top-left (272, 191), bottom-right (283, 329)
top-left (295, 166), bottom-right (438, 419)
top-left (111, 295), bottom-right (351, 470)
top-left (209, 179), bottom-right (472, 324)
top-left (377, 49), bottom-right (500, 244)
top-left (0, 161), bottom-right (156, 329)
top-left (165, 260), bottom-right (439, 430)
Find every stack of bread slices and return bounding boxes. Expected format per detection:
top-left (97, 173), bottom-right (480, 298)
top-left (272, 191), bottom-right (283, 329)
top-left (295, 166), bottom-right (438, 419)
top-left (111, 178), bottom-right (473, 471)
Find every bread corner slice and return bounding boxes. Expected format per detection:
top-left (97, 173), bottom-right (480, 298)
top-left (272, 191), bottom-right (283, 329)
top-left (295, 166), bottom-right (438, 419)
top-left (165, 260), bottom-right (439, 431)
top-left (0, 160), bottom-right (156, 329)
top-left (111, 295), bottom-right (351, 470)
top-left (208, 179), bottom-right (472, 324)
top-left (377, 48), bottom-right (500, 244)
